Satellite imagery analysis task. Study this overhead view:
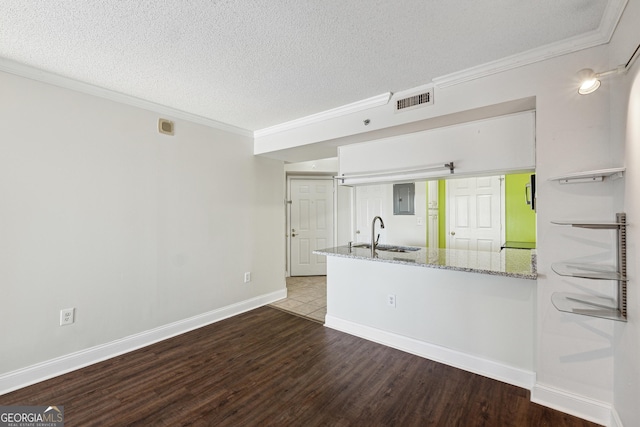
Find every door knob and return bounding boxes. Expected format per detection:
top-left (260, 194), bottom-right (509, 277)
top-left (292, 233), bottom-right (297, 237)
top-left (450, 231), bottom-right (456, 236)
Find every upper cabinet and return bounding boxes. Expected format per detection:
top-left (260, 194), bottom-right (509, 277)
top-left (337, 111), bottom-right (536, 186)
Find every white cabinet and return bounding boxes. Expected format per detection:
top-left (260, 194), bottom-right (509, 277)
top-left (337, 112), bottom-right (535, 185)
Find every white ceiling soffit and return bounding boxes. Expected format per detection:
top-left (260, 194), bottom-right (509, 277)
top-left (0, 0), bottom-right (628, 135)
top-left (259, 97), bottom-right (537, 163)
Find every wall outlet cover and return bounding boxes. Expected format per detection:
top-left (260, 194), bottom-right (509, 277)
top-left (60, 308), bottom-right (75, 326)
top-left (387, 294), bottom-right (396, 308)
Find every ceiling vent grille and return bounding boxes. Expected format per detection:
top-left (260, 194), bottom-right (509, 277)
top-left (396, 89), bottom-right (434, 111)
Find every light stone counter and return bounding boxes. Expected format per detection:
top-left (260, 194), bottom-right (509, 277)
top-left (314, 244), bottom-right (537, 280)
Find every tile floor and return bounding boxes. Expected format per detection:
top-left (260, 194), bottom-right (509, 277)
top-left (269, 276), bottom-right (327, 323)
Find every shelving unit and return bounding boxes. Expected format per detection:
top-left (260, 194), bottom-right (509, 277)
top-left (548, 167), bottom-right (625, 184)
top-left (550, 213), bottom-right (627, 322)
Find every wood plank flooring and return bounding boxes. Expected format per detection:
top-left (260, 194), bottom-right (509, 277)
top-left (1, 307), bottom-right (601, 426)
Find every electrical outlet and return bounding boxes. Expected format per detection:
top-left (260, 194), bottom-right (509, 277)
top-left (387, 294), bottom-right (396, 308)
top-left (60, 308), bottom-right (75, 326)
top-left (417, 217), bottom-right (424, 226)
top-left (244, 272), bottom-right (251, 283)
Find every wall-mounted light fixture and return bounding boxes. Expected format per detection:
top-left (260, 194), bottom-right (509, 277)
top-left (578, 43), bottom-right (640, 95)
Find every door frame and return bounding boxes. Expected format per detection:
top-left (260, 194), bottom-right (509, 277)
top-left (445, 175), bottom-right (506, 251)
top-left (286, 174), bottom-right (337, 277)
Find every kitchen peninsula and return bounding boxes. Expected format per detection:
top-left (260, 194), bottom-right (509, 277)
top-left (314, 244), bottom-right (538, 389)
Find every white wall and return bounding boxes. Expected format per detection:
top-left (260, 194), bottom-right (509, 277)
top-left (384, 183), bottom-right (427, 247)
top-left (336, 185), bottom-right (353, 247)
top-left (256, 26), bottom-right (632, 423)
top-left (353, 183), bottom-right (427, 247)
top-left (326, 256), bottom-right (535, 382)
top-left (610, 1), bottom-right (640, 425)
top-left (0, 71), bottom-right (285, 376)
top-left (284, 157), bottom-right (338, 174)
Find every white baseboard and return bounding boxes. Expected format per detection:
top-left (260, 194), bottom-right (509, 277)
top-left (325, 315), bottom-right (622, 425)
top-left (324, 314), bottom-right (536, 390)
top-left (0, 289), bottom-right (286, 396)
top-left (610, 407), bottom-right (623, 427)
top-left (531, 383), bottom-right (614, 426)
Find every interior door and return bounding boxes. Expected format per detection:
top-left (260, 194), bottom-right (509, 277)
top-left (447, 176), bottom-right (503, 252)
top-left (290, 178), bottom-right (334, 276)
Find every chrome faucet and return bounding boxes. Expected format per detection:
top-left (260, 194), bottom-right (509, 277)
top-left (371, 216), bottom-right (385, 257)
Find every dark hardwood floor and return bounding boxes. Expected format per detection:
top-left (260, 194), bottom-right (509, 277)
top-left (1, 307), bottom-right (601, 426)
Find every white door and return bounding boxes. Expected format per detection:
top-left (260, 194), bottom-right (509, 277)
top-left (354, 185), bottom-right (385, 243)
top-left (447, 176), bottom-right (503, 252)
top-left (290, 178), bottom-right (334, 276)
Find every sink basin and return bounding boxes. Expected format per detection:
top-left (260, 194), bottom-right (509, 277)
top-left (351, 243), bottom-right (420, 253)
top-left (352, 243), bottom-right (371, 249)
top-left (383, 247), bottom-right (409, 253)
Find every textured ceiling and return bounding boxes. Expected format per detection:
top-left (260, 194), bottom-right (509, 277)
top-left (0, 0), bottom-right (612, 131)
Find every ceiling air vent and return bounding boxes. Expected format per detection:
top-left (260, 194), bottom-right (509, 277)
top-left (395, 89), bottom-right (434, 112)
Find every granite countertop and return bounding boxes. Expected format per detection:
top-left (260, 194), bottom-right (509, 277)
top-left (314, 244), bottom-right (537, 280)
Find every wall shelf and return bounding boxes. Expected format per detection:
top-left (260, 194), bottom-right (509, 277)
top-left (551, 292), bottom-right (625, 322)
top-left (551, 262), bottom-right (627, 281)
top-left (550, 220), bottom-right (623, 229)
top-left (548, 167), bottom-right (625, 184)
top-left (550, 213), bottom-right (627, 322)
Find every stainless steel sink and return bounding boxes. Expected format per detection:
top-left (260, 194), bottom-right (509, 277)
top-left (352, 243), bottom-right (371, 249)
top-left (352, 243), bottom-right (420, 253)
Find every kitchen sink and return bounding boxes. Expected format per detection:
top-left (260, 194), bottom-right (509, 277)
top-left (351, 243), bottom-right (420, 253)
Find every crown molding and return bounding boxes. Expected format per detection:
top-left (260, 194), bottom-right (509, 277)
top-left (253, 92), bottom-right (393, 138)
top-left (391, 82), bottom-right (435, 100)
top-left (0, 58), bottom-right (254, 138)
top-left (254, 0), bottom-right (627, 139)
top-left (2, 0), bottom-right (627, 140)
top-left (598, 0), bottom-right (629, 42)
top-left (433, 0), bottom-right (628, 88)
